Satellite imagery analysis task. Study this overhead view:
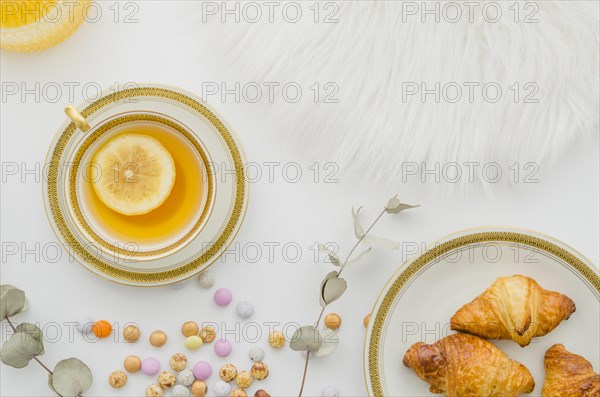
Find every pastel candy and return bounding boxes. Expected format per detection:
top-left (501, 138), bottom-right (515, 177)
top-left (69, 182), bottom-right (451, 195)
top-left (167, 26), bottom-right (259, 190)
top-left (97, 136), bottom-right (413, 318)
top-left (193, 361), bottom-right (212, 380)
top-left (141, 357), bottom-right (161, 376)
top-left (214, 339), bottom-right (232, 357)
top-left (214, 288), bottom-right (232, 306)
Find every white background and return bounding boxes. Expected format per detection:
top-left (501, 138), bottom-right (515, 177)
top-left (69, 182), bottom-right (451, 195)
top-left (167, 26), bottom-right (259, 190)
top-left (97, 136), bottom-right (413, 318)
top-left (1, 2), bottom-right (599, 396)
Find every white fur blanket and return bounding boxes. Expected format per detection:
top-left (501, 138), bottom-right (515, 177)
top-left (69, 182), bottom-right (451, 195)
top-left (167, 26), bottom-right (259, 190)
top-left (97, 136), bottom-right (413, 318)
top-left (215, 1), bottom-right (599, 189)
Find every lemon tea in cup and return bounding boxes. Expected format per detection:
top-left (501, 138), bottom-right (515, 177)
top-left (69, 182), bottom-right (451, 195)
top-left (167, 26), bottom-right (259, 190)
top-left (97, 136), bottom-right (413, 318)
top-left (68, 109), bottom-right (213, 259)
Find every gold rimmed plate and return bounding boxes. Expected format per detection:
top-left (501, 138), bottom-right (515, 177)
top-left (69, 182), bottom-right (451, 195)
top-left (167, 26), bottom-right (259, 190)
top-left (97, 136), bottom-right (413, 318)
top-left (364, 227), bottom-right (599, 396)
top-left (43, 84), bottom-right (249, 286)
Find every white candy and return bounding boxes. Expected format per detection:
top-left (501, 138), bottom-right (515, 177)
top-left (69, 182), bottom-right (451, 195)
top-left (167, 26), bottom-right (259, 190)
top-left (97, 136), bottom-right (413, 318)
top-left (236, 301), bottom-right (254, 318)
top-left (77, 316), bottom-right (94, 334)
top-left (197, 270), bottom-right (215, 289)
top-left (321, 386), bottom-right (339, 397)
top-left (173, 384), bottom-right (190, 397)
top-left (213, 380), bottom-right (231, 397)
top-left (177, 369), bottom-right (195, 386)
top-left (249, 347), bottom-right (265, 362)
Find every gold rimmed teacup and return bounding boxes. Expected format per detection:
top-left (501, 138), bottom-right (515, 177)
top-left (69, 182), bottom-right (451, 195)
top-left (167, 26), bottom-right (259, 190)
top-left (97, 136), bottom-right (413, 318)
top-left (43, 84), bottom-right (249, 286)
top-left (65, 110), bottom-right (215, 261)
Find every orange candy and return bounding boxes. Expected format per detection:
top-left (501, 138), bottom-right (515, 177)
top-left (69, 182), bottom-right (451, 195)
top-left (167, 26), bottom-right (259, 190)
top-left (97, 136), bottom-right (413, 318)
top-left (93, 320), bottom-right (112, 338)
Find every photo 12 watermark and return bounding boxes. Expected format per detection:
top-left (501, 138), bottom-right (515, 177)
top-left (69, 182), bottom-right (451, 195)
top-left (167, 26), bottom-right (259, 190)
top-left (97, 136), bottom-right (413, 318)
top-left (1, 81), bottom-right (140, 104)
top-left (400, 162), bottom-right (540, 184)
top-left (401, 81), bottom-right (539, 104)
top-left (200, 81), bottom-right (340, 104)
top-left (0, 1), bottom-right (140, 25)
top-left (1, 160), bottom-right (341, 185)
top-left (200, 1), bottom-right (340, 24)
top-left (399, 1), bottom-right (540, 24)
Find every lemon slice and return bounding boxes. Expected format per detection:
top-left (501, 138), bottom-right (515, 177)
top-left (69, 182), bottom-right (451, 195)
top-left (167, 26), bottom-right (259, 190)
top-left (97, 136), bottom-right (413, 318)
top-left (92, 134), bottom-right (176, 216)
top-left (0, 0), bottom-right (88, 52)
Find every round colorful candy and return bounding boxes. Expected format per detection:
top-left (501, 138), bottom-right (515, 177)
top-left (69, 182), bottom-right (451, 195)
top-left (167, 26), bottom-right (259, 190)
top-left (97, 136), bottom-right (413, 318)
top-left (236, 301), bottom-right (254, 318)
top-left (177, 369), bottom-right (195, 386)
top-left (77, 315), bottom-right (95, 334)
top-left (145, 384), bottom-right (163, 397)
top-left (324, 313), bottom-right (342, 330)
top-left (108, 370), bottom-right (127, 388)
top-left (214, 288), bottom-right (232, 306)
top-left (268, 330), bottom-right (285, 348)
top-left (141, 357), bottom-right (161, 376)
top-left (249, 347), bottom-right (265, 362)
top-left (213, 380), bottom-right (231, 397)
top-left (184, 335), bottom-right (203, 350)
top-left (200, 326), bottom-right (216, 343)
top-left (214, 339), bottom-right (232, 357)
top-left (198, 270), bottom-right (215, 289)
top-left (173, 384), bottom-right (190, 397)
top-left (123, 324), bottom-right (141, 343)
top-left (150, 330), bottom-right (167, 347)
top-left (191, 380), bottom-right (207, 397)
top-left (181, 321), bottom-right (199, 337)
top-left (192, 361), bottom-right (212, 380)
top-left (124, 355), bottom-right (142, 373)
top-left (92, 320), bottom-right (112, 338)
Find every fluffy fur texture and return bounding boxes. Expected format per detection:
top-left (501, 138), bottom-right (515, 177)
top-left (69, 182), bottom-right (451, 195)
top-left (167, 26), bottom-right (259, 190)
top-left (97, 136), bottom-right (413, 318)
top-left (220, 1), bottom-right (599, 188)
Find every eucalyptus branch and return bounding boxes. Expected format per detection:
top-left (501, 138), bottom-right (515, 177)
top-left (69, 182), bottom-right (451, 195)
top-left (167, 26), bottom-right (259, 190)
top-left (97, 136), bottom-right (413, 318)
top-left (4, 316), bottom-right (53, 375)
top-left (339, 206), bottom-right (388, 276)
top-left (293, 196), bottom-right (418, 397)
top-left (1, 285), bottom-right (93, 396)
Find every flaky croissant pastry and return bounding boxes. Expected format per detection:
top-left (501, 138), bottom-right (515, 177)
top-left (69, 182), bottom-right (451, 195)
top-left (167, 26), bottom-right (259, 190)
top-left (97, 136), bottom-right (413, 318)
top-left (403, 333), bottom-right (534, 396)
top-left (450, 275), bottom-right (576, 347)
top-left (542, 344), bottom-right (600, 397)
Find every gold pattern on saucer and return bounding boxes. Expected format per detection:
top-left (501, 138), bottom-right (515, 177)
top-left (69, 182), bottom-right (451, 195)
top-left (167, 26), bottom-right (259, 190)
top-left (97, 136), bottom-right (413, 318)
top-left (366, 231), bottom-right (600, 397)
top-left (46, 87), bottom-right (247, 284)
top-left (69, 113), bottom-right (214, 258)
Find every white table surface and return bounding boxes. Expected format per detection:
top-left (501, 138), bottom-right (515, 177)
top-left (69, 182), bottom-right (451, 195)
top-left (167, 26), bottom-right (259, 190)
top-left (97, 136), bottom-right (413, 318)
top-left (1, 2), bottom-right (598, 396)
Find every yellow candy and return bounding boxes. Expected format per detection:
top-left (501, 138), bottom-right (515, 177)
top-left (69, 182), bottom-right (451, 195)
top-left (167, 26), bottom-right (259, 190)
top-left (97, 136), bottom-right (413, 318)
top-left (268, 331), bottom-right (285, 349)
top-left (184, 335), bottom-right (203, 350)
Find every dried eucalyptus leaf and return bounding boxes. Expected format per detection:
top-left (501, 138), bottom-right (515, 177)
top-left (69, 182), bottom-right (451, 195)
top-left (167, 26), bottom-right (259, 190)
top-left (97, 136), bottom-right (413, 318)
top-left (319, 271), bottom-right (339, 307)
top-left (289, 325), bottom-right (323, 352)
top-left (51, 358), bottom-right (93, 397)
top-left (0, 285), bottom-right (26, 319)
top-left (318, 244), bottom-right (341, 266)
top-left (322, 276), bottom-right (347, 306)
top-left (363, 235), bottom-right (401, 250)
top-left (48, 374), bottom-right (59, 397)
top-left (352, 206), bottom-right (365, 239)
top-left (313, 328), bottom-right (339, 357)
top-left (385, 198), bottom-right (419, 214)
top-left (15, 323), bottom-right (44, 355)
top-left (0, 331), bottom-right (44, 368)
top-left (346, 247), bottom-right (372, 267)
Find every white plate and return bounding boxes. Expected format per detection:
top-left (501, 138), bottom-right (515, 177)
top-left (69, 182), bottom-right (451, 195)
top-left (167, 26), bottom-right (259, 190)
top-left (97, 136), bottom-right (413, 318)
top-left (364, 227), bottom-right (599, 396)
top-left (43, 84), bottom-right (249, 286)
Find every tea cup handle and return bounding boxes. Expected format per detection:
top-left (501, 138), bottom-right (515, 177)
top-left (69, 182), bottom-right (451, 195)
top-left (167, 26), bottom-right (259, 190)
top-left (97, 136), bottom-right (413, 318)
top-left (64, 106), bottom-right (91, 132)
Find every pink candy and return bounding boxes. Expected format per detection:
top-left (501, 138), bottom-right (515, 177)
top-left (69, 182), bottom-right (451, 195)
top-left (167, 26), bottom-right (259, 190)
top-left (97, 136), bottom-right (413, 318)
top-left (141, 357), bottom-right (160, 376)
top-left (214, 288), bottom-right (232, 306)
top-left (192, 361), bottom-right (212, 380)
top-left (214, 339), bottom-right (232, 357)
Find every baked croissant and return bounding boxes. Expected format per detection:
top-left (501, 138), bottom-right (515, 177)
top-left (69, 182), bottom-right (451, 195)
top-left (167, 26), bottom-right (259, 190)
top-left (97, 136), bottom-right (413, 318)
top-left (542, 344), bottom-right (600, 397)
top-left (450, 275), bottom-right (576, 347)
top-left (403, 333), bottom-right (535, 396)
